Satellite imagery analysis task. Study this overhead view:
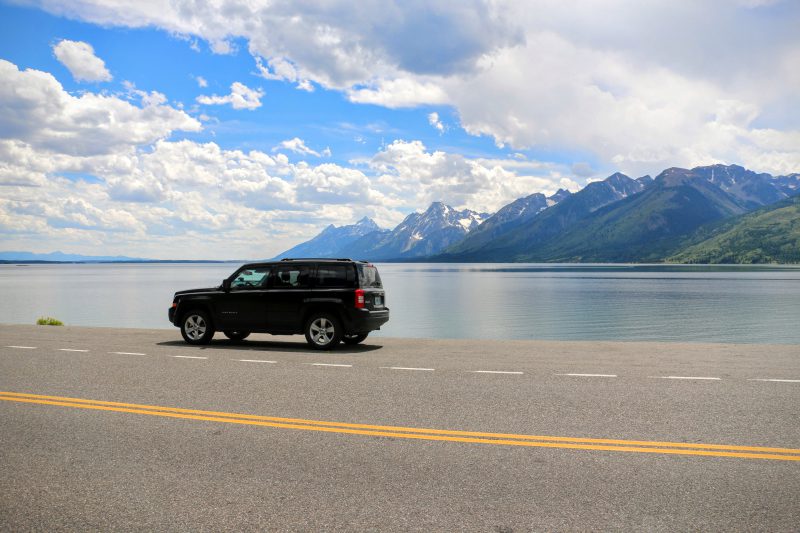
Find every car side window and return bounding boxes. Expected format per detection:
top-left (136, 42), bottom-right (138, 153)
top-left (231, 267), bottom-right (270, 289)
top-left (272, 265), bottom-right (312, 289)
top-left (315, 265), bottom-right (355, 288)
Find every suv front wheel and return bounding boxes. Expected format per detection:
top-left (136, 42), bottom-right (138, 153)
top-left (181, 310), bottom-right (215, 345)
top-left (304, 313), bottom-right (342, 350)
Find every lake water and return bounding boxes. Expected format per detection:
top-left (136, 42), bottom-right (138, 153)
top-left (1, 263), bottom-right (799, 344)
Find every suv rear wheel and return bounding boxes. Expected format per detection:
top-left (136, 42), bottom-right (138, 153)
top-left (342, 333), bottom-right (368, 345)
top-left (181, 310), bottom-right (215, 345)
top-left (304, 313), bottom-right (342, 350)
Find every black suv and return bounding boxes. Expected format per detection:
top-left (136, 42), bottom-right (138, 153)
top-left (168, 259), bottom-right (389, 349)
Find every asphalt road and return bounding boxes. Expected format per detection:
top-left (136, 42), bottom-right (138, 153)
top-left (1, 324), bottom-right (799, 531)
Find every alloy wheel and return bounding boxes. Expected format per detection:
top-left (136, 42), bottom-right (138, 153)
top-left (310, 317), bottom-right (334, 346)
top-left (184, 314), bottom-right (206, 340)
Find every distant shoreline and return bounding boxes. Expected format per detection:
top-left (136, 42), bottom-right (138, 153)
top-left (0, 260), bottom-right (236, 265)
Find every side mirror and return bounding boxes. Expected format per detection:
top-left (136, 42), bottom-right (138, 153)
top-left (222, 278), bottom-right (231, 292)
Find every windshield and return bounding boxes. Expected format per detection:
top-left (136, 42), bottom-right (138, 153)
top-left (357, 264), bottom-right (382, 288)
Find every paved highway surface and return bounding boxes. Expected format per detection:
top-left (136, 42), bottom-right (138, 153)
top-left (1, 324), bottom-right (799, 531)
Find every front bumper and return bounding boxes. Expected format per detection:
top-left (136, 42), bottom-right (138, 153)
top-left (168, 306), bottom-right (177, 326)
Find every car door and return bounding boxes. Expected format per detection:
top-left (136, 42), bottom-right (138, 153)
top-left (265, 263), bottom-right (313, 332)
top-left (216, 266), bottom-right (271, 331)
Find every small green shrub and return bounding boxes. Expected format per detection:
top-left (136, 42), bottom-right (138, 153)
top-left (36, 317), bottom-right (63, 326)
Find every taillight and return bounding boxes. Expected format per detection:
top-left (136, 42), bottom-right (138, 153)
top-left (355, 289), bottom-right (365, 309)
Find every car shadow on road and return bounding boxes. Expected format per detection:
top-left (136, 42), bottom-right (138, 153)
top-left (156, 338), bottom-right (383, 354)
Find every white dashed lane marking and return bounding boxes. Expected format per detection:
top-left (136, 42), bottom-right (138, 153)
top-left (651, 376), bottom-right (721, 381)
top-left (557, 373), bottom-right (617, 378)
top-left (4, 344), bottom-right (798, 385)
top-left (471, 370), bottom-right (524, 375)
top-left (381, 366), bottom-right (435, 371)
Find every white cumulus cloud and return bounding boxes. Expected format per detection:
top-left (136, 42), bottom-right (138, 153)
top-left (369, 140), bottom-right (578, 213)
top-left (52, 39), bottom-right (112, 82)
top-left (273, 137), bottom-right (326, 157)
top-left (1, 109), bottom-right (578, 258)
top-left (0, 59), bottom-right (200, 156)
top-left (25, 0), bottom-right (800, 175)
top-left (428, 112), bottom-right (445, 133)
top-left (347, 78), bottom-right (448, 108)
top-left (255, 56), bottom-right (314, 92)
top-left (197, 82), bottom-right (264, 110)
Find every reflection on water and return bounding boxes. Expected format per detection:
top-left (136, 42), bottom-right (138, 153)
top-left (1, 263), bottom-right (799, 344)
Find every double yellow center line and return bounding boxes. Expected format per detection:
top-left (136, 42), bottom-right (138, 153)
top-left (2, 391), bottom-right (799, 461)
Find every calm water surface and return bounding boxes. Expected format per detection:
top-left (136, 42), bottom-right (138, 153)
top-left (1, 263), bottom-right (799, 344)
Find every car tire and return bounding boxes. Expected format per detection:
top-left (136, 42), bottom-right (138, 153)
top-left (223, 330), bottom-right (250, 341)
top-left (180, 310), bottom-right (215, 345)
top-left (342, 333), bottom-right (368, 345)
top-left (304, 313), bottom-right (343, 350)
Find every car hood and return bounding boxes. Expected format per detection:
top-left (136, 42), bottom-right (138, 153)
top-left (174, 287), bottom-right (219, 296)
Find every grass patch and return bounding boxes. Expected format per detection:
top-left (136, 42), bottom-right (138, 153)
top-left (36, 316), bottom-right (64, 326)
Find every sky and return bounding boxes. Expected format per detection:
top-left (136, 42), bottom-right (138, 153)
top-left (0, 0), bottom-right (798, 260)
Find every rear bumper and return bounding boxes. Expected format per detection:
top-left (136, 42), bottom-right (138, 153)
top-left (344, 308), bottom-right (390, 334)
top-left (168, 306), bottom-right (177, 326)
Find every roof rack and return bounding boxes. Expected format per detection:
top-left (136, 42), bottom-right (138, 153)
top-left (279, 257), bottom-right (353, 261)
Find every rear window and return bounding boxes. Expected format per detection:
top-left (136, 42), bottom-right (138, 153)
top-left (273, 264), bottom-right (312, 288)
top-left (357, 264), bottom-right (383, 288)
top-left (315, 264), bottom-right (355, 288)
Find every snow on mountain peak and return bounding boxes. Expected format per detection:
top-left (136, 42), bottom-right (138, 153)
top-left (405, 202), bottom-right (490, 236)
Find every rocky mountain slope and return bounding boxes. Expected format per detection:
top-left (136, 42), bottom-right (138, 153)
top-left (342, 202), bottom-right (490, 260)
top-left (669, 195), bottom-right (800, 263)
top-left (273, 217), bottom-right (382, 259)
top-left (439, 172), bottom-right (648, 260)
top-left (274, 203), bottom-right (490, 261)
top-left (443, 189), bottom-right (570, 255)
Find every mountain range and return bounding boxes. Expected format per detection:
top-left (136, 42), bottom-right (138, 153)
top-left (274, 203), bottom-right (491, 261)
top-left (276, 164), bottom-right (800, 264)
top-left (273, 216), bottom-right (381, 260)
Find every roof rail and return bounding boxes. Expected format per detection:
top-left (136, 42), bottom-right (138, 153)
top-left (279, 257), bottom-right (353, 261)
